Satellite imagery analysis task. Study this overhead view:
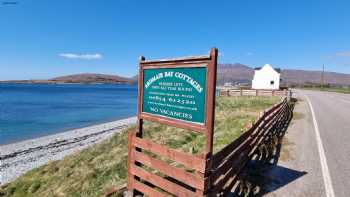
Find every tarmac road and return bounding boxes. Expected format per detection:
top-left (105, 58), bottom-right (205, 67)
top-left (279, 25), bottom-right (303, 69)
top-left (268, 90), bottom-right (350, 197)
top-left (301, 90), bottom-right (350, 197)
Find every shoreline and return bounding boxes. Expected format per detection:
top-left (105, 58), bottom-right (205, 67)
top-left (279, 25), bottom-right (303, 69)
top-left (0, 116), bottom-right (136, 185)
top-left (0, 115), bottom-right (136, 146)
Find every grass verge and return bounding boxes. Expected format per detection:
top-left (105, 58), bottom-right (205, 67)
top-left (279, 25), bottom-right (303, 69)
top-left (303, 87), bottom-right (350, 94)
top-left (0, 96), bottom-right (280, 197)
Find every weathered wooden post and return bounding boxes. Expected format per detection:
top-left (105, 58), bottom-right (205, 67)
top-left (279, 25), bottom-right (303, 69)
top-left (127, 48), bottom-right (218, 196)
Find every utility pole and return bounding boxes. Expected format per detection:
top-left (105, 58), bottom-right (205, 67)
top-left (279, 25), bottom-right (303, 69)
top-left (321, 64), bottom-right (325, 88)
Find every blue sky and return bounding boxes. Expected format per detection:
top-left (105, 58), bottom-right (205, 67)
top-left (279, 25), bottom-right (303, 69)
top-left (0, 0), bottom-right (350, 80)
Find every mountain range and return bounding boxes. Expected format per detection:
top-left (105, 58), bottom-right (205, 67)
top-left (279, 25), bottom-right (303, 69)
top-left (217, 63), bottom-right (350, 86)
top-left (2, 63), bottom-right (350, 86)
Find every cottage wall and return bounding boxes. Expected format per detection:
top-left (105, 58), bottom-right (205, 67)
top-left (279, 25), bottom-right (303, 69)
top-left (252, 64), bottom-right (280, 90)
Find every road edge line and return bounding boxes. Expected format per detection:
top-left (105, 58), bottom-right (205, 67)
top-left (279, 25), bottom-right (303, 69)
top-left (340, 98), bottom-right (350, 104)
top-left (305, 95), bottom-right (335, 197)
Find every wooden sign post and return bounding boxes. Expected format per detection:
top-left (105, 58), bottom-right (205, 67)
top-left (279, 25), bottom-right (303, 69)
top-left (127, 48), bottom-right (218, 196)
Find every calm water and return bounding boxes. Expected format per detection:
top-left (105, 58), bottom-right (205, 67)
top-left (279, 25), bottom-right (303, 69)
top-left (0, 83), bottom-right (137, 145)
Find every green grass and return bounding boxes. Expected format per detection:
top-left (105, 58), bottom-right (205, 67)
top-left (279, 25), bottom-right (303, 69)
top-left (0, 96), bottom-right (280, 197)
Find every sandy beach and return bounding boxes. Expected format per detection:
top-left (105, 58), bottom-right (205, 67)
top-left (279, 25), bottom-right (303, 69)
top-left (0, 116), bottom-right (136, 185)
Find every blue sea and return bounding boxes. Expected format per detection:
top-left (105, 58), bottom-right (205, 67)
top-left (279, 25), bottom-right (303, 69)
top-left (0, 83), bottom-right (138, 145)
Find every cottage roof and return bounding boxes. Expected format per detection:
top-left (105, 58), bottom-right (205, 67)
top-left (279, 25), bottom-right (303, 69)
top-left (254, 64), bottom-right (281, 73)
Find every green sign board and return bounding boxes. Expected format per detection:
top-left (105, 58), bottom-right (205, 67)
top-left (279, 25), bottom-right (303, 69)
top-left (142, 67), bottom-right (207, 124)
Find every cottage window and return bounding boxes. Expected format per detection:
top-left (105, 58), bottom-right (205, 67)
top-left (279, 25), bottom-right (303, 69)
top-left (270, 80), bottom-right (274, 85)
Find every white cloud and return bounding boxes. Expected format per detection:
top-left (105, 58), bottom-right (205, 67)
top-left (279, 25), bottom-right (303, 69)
top-left (59, 53), bottom-right (103, 60)
top-left (246, 52), bottom-right (254, 56)
top-left (336, 51), bottom-right (350, 57)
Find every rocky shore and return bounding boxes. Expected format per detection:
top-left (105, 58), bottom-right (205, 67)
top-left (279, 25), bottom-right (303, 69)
top-left (0, 117), bottom-right (136, 185)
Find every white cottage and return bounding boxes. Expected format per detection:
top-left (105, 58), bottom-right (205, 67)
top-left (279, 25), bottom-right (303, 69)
top-left (252, 64), bottom-right (280, 90)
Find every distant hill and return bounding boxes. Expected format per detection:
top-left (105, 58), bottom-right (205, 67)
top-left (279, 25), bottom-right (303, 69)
top-left (217, 63), bottom-right (254, 85)
top-left (217, 63), bottom-right (350, 86)
top-left (51, 73), bottom-right (133, 84)
top-left (280, 69), bottom-right (350, 86)
top-left (1, 73), bottom-right (135, 84)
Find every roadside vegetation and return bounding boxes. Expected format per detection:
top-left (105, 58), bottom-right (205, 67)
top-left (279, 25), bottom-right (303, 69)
top-left (311, 87), bottom-right (350, 94)
top-left (0, 96), bottom-right (280, 197)
top-left (301, 85), bottom-right (350, 94)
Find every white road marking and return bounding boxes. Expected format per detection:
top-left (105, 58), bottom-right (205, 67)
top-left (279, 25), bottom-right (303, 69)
top-left (305, 95), bottom-right (336, 197)
top-left (339, 98), bottom-right (350, 104)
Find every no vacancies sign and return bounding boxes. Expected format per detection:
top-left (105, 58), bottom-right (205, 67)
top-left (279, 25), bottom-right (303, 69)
top-left (127, 49), bottom-right (218, 196)
top-left (142, 67), bottom-right (206, 124)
